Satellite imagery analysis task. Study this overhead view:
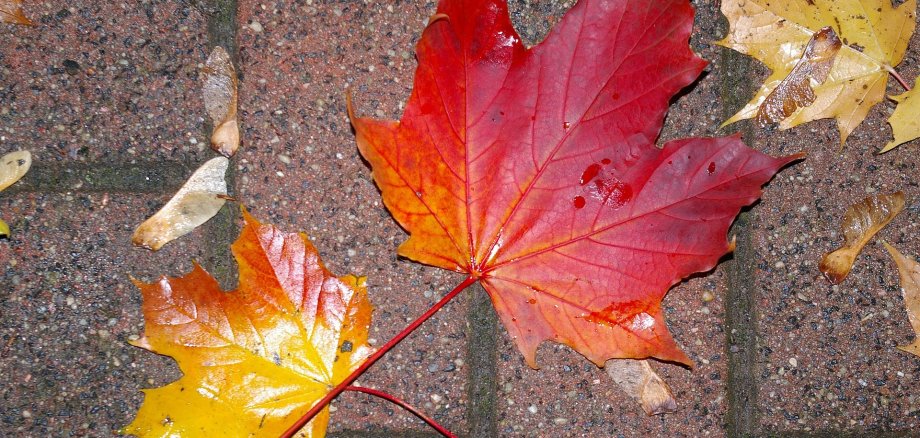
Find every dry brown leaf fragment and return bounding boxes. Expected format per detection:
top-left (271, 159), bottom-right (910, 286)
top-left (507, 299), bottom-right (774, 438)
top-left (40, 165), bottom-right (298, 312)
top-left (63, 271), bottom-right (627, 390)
top-left (0, 150), bottom-right (31, 192)
top-left (755, 27), bottom-right (841, 126)
top-left (0, 0), bottom-right (33, 26)
top-left (882, 242), bottom-right (920, 357)
top-left (132, 157), bottom-right (229, 251)
top-left (605, 359), bottom-right (677, 416)
top-left (819, 192), bottom-right (905, 284)
top-left (202, 46), bottom-right (239, 157)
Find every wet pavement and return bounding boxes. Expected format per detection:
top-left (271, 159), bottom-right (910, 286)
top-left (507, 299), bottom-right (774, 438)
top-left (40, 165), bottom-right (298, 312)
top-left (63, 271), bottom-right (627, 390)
top-left (1, 0), bottom-right (919, 437)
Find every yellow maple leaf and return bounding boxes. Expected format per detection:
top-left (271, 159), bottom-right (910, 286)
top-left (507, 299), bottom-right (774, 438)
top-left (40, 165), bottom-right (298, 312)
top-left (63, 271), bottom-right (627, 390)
top-left (881, 86), bottom-right (920, 152)
top-left (123, 211), bottom-right (374, 437)
top-left (718, 0), bottom-right (916, 145)
top-left (882, 242), bottom-right (920, 357)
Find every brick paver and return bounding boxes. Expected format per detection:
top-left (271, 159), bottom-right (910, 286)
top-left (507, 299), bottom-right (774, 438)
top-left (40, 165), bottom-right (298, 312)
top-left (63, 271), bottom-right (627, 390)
top-left (1, 0), bottom-right (919, 437)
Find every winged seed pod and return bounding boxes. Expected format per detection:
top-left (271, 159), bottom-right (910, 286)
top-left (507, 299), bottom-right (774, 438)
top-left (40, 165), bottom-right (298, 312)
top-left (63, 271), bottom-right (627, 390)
top-left (0, 150), bottom-right (31, 192)
top-left (0, 150), bottom-right (31, 238)
top-left (202, 46), bottom-right (240, 157)
top-left (606, 359), bottom-right (677, 416)
top-left (754, 27), bottom-right (841, 126)
top-left (132, 156), bottom-right (229, 251)
top-left (819, 192), bottom-right (906, 284)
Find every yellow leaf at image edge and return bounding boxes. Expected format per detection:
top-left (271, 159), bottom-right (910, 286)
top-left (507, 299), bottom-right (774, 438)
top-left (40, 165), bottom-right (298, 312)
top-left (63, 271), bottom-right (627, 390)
top-left (0, 218), bottom-right (9, 238)
top-left (718, 0), bottom-right (916, 145)
top-left (882, 243), bottom-right (920, 357)
top-left (881, 87), bottom-right (920, 153)
top-left (123, 211), bottom-right (375, 437)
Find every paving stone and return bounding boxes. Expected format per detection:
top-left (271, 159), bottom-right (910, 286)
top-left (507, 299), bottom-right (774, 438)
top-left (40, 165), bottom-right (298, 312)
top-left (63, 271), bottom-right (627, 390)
top-left (1, 0), bottom-right (919, 436)
top-left (0, 193), bottom-right (212, 435)
top-left (730, 5), bottom-right (920, 436)
top-left (0, 1), bottom-right (210, 163)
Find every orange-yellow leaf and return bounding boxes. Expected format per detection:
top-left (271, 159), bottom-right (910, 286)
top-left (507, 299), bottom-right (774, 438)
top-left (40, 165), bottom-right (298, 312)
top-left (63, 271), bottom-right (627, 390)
top-left (605, 359), bottom-right (676, 416)
top-left (882, 242), bottom-right (920, 357)
top-left (755, 27), bottom-right (841, 126)
top-left (819, 192), bottom-right (905, 284)
top-left (0, 0), bottom-right (33, 26)
top-left (202, 46), bottom-right (239, 157)
top-left (123, 211), bottom-right (374, 437)
top-left (718, 0), bottom-right (916, 145)
top-left (881, 86), bottom-right (920, 153)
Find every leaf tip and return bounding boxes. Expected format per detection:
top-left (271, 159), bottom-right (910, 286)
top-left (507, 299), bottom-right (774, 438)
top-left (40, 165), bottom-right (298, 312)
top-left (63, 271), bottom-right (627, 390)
top-left (897, 342), bottom-right (920, 358)
top-left (882, 240), bottom-right (898, 256)
top-left (788, 151), bottom-right (808, 161)
top-left (665, 349), bottom-right (694, 369)
top-left (240, 205), bottom-right (258, 226)
top-left (878, 142), bottom-right (899, 154)
top-left (427, 12), bottom-right (449, 26)
top-left (128, 274), bottom-right (145, 288)
top-left (129, 336), bottom-right (153, 351)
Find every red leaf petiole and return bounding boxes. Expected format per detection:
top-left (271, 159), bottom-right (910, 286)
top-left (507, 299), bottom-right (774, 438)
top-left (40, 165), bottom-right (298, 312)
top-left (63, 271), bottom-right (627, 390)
top-left (885, 65), bottom-right (912, 91)
top-left (344, 386), bottom-right (457, 438)
top-left (281, 276), bottom-right (478, 438)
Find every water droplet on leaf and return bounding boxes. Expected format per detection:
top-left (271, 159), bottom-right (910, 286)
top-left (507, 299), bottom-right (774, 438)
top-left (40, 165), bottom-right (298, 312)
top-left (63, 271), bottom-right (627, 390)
top-left (580, 164), bottom-right (602, 185)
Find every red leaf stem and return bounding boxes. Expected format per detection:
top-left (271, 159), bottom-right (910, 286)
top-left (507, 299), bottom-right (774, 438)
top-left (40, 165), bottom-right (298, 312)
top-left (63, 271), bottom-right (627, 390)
top-left (344, 386), bottom-right (457, 438)
top-left (885, 65), bottom-right (913, 91)
top-left (281, 275), bottom-right (478, 438)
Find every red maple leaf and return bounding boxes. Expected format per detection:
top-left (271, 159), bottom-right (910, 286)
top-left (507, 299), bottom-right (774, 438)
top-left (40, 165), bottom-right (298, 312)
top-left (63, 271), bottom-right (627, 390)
top-left (351, 0), bottom-right (798, 367)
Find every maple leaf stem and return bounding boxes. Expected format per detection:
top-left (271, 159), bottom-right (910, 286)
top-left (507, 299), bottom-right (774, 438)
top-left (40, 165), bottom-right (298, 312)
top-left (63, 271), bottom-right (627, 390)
top-left (280, 275), bottom-right (479, 438)
top-left (885, 65), bottom-right (912, 91)
top-left (344, 386), bottom-right (457, 438)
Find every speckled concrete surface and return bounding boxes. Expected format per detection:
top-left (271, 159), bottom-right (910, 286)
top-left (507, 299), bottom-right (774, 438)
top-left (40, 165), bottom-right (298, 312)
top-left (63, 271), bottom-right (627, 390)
top-left (0, 1), bottom-right (210, 163)
top-left (3, 0), bottom-right (920, 437)
top-left (0, 194), bottom-right (207, 435)
top-left (743, 23), bottom-right (920, 433)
